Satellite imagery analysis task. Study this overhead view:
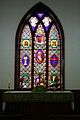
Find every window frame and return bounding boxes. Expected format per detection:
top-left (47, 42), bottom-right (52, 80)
top-left (15, 2), bottom-right (65, 90)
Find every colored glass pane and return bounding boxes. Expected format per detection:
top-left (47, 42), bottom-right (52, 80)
top-left (48, 24), bottom-right (61, 89)
top-left (42, 16), bottom-right (51, 31)
top-left (20, 25), bottom-right (32, 89)
top-left (29, 17), bottom-right (38, 30)
top-left (37, 13), bottom-right (44, 18)
top-left (15, 3), bottom-right (64, 90)
top-left (34, 24), bottom-right (46, 49)
top-left (42, 16), bottom-right (51, 27)
top-left (34, 24), bottom-right (46, 87)
top-left (21, 25), bottom-right (31, 40)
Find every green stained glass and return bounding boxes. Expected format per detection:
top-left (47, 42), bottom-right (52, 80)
top-left (48, 24), bottom-right (61, 89)
top-left (34, 24), bottom-right (46, 87)
top-left (20, 25), bottom-right (32, 89)
top-left (15, 3), bottom-right (64, 90)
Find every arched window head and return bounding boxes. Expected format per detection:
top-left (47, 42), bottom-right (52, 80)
top-left (15, 2), bottom-right (65, 90)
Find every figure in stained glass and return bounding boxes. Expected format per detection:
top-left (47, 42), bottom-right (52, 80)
top-left (35, 50), bottom-right (44, 64)
top-left (35, 24), bottom-right (45, 44)
top-left (15, 3), bottom-right (64, 90)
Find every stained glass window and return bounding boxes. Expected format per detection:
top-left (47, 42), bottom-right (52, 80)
top-left (20, 25), bottom-right (32, 88)
top-left (15, 2), bottom-right (64, 90)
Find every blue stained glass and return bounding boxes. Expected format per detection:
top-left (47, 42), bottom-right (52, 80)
top-left (15, 3), bottom-right (64, 90)
top-left (50, 54), bottom-right (58, 67)
top-left (37, 13), bottom-right (44, 18)
top-left (45, 26), bottom-right (49, 31)
top-left (22, 55), bottom-right (30, 67)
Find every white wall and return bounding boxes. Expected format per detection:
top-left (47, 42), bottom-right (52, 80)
top-left (0, 0), bottom-right (80, 90)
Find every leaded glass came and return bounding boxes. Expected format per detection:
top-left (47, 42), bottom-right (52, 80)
top-left (15, 2), bottom-right (64, 90)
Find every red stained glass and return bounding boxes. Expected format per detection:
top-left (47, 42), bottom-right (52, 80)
top-left (15, 3), bottom-right (64, 90)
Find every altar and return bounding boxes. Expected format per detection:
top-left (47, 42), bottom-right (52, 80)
top-left (2, 91), bottom-right (74, 102)
top-left (2, 91), bottom-right (74, 115)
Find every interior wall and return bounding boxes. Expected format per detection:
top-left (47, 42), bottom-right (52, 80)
top-left (0, 0), bottom-right (80, 90)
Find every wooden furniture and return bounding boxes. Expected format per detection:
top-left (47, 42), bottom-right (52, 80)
top-left (2, 91), bottom-right (74, 115)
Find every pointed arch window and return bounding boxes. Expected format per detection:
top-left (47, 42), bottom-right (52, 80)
top-left (15, 2), bottom-right (65, 90)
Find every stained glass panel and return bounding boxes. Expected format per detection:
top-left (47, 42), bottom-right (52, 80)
top-left (37, 13), bottom-right (44, 18)
top-left (34, 24), bottom-right (46, 87)
top-left (20, 25), bottom-right (32, 89)
top-left (15, 3), bottom-right (64, 90)
top-left (48, 24), bottom-right (61, 90)
top-left (42, 16), bottom-right (52, 31)
top-left (29, 17), bottom-right (38, 31)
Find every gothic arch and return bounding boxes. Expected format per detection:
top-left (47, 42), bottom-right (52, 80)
top-left (15, 2), bottom-right (65, 90)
